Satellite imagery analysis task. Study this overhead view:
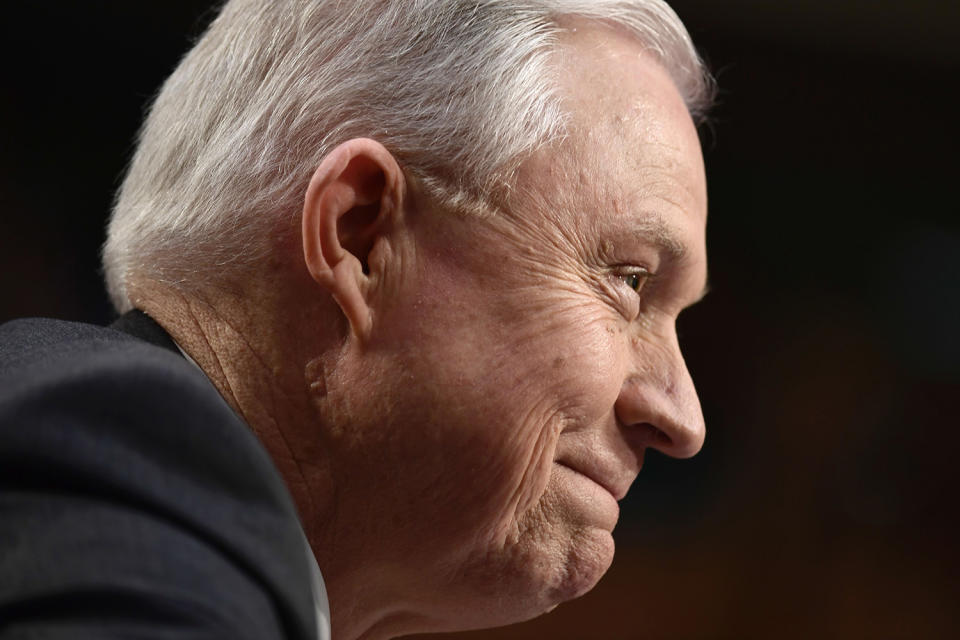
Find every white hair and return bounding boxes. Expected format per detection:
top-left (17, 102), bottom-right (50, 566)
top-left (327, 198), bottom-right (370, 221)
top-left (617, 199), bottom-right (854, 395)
top-left (104, 0), bottom-right (714, 312)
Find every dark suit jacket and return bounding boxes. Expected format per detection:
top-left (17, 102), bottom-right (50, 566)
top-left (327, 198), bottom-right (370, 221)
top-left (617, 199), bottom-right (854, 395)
top-left (0, 312), bottom-right (319, 639)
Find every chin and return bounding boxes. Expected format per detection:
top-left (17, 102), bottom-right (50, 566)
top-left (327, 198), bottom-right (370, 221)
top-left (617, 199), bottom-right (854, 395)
top-left (500, 526), bottom-right (617, 626)
top-left (545, 526), bottom-right (616, 605)
top-left (439, 518), bottom-right (617, 632)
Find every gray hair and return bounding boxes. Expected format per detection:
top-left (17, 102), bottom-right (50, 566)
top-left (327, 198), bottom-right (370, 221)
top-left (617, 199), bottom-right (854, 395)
top-left (104, 0), bottom-right (713, 312)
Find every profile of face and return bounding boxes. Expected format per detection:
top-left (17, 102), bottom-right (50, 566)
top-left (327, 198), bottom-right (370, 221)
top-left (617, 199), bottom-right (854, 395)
top-left (306, 23), bottom-right (708, 635)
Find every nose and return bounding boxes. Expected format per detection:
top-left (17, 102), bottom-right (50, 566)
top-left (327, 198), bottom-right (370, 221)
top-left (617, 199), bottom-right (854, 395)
top-left (615, 339), bottom-right (705, 459)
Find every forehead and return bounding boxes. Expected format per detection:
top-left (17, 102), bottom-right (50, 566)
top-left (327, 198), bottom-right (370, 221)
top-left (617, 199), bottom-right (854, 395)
top-left (508, 22), bottom-right (706, 258)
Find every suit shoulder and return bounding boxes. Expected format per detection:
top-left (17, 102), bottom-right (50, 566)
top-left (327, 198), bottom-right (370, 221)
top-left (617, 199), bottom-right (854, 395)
top-left (0, 318), bottom-right (318, 639)
top-left (0, 317), bottom-right (288, 523)
top-left (0, 317), bottom-right (204, 403)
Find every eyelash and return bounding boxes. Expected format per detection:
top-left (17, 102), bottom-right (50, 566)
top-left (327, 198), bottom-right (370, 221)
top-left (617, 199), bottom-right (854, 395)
top-left (618, 267), bottom-right (652, 294)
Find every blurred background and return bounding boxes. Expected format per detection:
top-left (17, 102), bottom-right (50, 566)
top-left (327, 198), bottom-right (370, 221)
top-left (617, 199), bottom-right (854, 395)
top-left (1, 1), bottom-right (957, 638)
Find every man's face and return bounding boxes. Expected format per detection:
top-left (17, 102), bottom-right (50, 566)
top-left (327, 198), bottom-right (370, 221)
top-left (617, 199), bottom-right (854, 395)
top-left (325, 24), bottom-right (708, 629)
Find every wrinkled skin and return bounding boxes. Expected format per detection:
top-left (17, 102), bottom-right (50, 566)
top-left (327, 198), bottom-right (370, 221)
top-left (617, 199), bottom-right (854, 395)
top-left (308, 23), bottom-right (710, 636)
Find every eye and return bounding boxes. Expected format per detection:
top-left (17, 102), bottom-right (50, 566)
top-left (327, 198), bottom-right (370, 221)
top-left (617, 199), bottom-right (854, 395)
top-left (620, 268), bottom-right (651, 294)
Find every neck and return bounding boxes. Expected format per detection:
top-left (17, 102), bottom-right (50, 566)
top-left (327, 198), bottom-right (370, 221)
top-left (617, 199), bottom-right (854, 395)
top-left (136, 284), bottom-right (325, 527)
top-left (133, 284), bottom-right (436, 640)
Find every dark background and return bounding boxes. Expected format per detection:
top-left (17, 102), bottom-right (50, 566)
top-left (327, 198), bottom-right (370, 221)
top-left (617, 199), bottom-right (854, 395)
top-left (1, 1), bottom-right (957, 638)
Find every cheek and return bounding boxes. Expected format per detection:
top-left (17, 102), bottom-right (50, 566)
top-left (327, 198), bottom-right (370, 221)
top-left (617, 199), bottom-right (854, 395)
top-left (482, 307), bottom-right (626, 519)
top-left (524, 307), bottom-right (626, 422)
top-left (373, 261), bottom-right (627, 537)
top-left (432, 330), bottom-right (621, 544)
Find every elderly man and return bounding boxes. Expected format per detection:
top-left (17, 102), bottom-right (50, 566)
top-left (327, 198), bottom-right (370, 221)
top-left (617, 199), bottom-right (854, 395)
top-left (0, 1), bottom-right (712, 638)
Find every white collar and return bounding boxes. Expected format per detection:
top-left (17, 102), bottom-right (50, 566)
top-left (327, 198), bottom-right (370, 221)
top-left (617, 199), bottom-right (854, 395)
top-left (305, 536), bottom-right (332, 640)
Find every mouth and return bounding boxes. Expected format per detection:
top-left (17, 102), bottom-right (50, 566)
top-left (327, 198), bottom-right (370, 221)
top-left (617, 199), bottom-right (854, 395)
top-left (556, 460), bottom-right (630, 501)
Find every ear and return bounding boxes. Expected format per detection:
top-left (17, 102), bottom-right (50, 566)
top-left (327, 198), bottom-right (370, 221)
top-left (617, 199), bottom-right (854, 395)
top-left (302, 138), bottom-right (405, 342)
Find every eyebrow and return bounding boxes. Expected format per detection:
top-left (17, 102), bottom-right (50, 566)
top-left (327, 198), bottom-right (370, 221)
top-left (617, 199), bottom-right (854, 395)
top-left (629, 215), bottom-right (686, 261)
top-left (648, 226), bottom-right (686, 261)
top-left (629, 215), bottom-right (710, 304)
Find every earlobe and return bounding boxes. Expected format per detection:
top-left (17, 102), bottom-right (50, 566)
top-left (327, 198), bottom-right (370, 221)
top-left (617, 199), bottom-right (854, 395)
top-left (301, 138), bottom-right (404, 342)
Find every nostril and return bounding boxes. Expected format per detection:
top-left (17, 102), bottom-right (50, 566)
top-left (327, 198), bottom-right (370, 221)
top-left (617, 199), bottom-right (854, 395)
top-left (653, 428), bottom-right (672, 446)
top-left (623, 422), bottom-right (671, 450)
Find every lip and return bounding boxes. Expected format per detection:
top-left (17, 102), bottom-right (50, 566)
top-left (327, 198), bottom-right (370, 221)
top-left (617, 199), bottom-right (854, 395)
top-left (556, 460), bottom-right (632, 501)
